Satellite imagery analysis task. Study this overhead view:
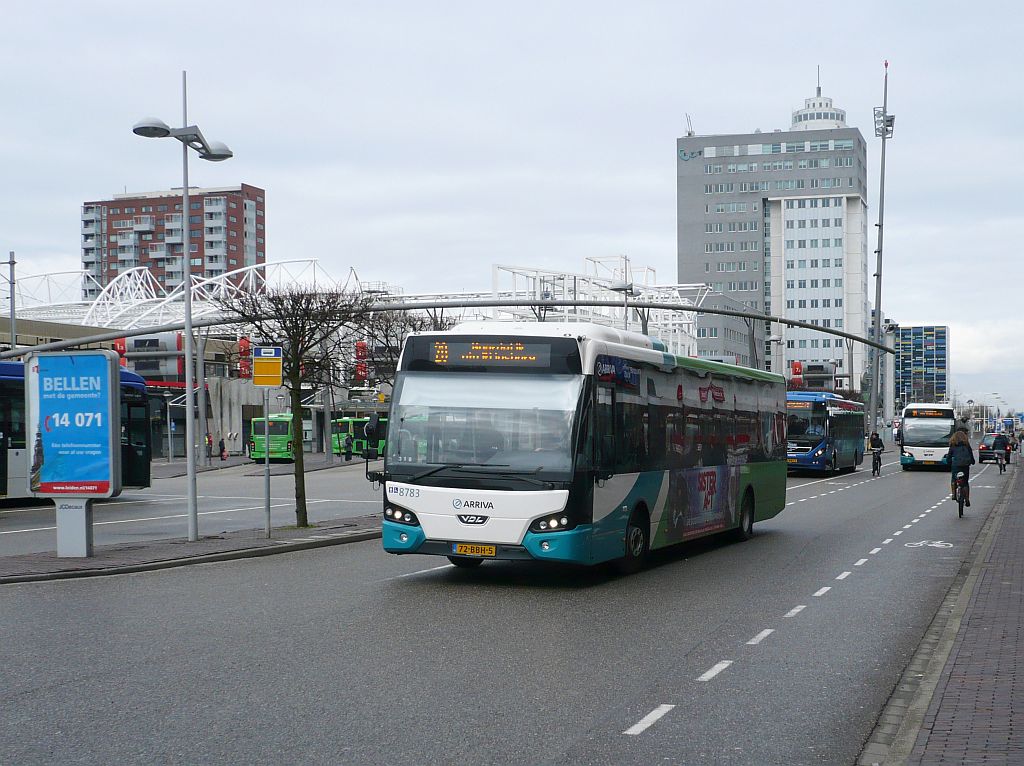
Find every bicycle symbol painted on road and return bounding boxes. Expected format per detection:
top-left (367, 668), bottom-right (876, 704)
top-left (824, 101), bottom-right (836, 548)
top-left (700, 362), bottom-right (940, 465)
top-left (904, 540), bottom-right (953, 548)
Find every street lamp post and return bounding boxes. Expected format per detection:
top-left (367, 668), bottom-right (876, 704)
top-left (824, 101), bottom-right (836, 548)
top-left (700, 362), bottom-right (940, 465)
top-left (610, 281), bottom-right (634, 331)
top-left (163, 391), bottom-right (174, 463)
top-left (866, 61), bottom-right (895, 436)
top-left (134, 70), bottom-right (233, 542)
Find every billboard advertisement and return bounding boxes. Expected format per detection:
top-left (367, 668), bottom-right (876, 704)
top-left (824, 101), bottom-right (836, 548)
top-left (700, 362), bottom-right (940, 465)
top-left (26, 350), bottom-right (122, 498)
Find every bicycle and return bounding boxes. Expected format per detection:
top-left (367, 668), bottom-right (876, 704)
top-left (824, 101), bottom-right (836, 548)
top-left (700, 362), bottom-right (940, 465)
top-left (871, 448), bottom-right (883, 477)
top-left (953, 470), bottom-right (969, 517)
top-left (996, 449), bottom-right (1007, 474)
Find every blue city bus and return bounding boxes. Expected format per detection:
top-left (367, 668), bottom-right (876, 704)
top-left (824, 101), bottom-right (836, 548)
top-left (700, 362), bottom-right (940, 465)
top-left (0, 360), bottom-right (152, 498)
top-left (372, 321), bottom-right (788, 571)
top-left (786, 391), bottom-right (865, 473)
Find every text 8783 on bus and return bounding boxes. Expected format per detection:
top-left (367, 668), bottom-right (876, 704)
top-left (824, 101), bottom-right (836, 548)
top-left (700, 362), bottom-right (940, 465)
top-left (370, 322), bottom-right (788, 572)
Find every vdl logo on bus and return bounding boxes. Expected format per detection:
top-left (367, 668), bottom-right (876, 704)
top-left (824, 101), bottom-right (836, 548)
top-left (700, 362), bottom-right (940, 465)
top-left (457, 514), bottom-right (490, 525)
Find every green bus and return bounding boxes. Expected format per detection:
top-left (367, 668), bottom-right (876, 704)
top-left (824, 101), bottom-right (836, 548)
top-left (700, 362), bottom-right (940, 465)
top-left (250, 414), bottom-right (295, 462)
top-left (332, 415), bottom-right (388, 456)
top-left (375, 322), bottom-right (788, 571)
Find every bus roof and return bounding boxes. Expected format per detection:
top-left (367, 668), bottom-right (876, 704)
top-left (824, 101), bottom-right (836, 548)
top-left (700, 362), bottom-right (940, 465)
top-left (788, 391), bottom-right (862, 404)
top-left (252, 413), bottom-right (293, 421)
top-left (0, 360), bottom-right (146, 388)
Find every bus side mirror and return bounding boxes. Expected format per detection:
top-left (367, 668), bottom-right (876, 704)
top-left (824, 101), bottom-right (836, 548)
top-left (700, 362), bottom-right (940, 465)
top-left (365, 413), bottom-right (380, 439)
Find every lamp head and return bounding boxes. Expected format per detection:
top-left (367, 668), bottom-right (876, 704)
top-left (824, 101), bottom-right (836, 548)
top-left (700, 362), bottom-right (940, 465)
top-left (133, 117), bottom-right (172, 138)
top-left (199, 141), bottom-right (233, 161)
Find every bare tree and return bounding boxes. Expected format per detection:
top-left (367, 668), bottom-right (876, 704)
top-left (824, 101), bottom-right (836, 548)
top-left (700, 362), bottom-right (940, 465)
top-left (218, 286), bottom-right (373, 527)
top-left (358, 308), bottom-right (457, 389)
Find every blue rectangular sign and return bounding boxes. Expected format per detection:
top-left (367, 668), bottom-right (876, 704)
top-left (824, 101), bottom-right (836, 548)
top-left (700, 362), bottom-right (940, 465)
top-left (27, 351), bottom-right (121, 498)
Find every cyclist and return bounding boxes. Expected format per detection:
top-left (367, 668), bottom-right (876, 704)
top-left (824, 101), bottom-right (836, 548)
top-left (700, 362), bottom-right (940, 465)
top-left (868, 431), bottom-right (885, 475)
top-left (945, 430), bottom-right (975, 506)
top-left (992, 432), bottom-right (1009, 473)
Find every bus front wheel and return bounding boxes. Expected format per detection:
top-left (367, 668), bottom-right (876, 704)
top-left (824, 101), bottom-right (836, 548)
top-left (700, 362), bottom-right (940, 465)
top-left (447, 556), bottom-right (484, 569)
top-left (734, 491), bottom-right (755, 541)
top-left (614, 507), bottom-right (650, 574)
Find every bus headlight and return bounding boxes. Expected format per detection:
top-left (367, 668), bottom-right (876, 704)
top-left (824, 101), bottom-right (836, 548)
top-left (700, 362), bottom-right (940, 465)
top-left (530, 515), bottom-right (575, 533)
top-left (384, 504), bottom-right (420, 526)
top-left (813, 448), bottom-right (826, 458)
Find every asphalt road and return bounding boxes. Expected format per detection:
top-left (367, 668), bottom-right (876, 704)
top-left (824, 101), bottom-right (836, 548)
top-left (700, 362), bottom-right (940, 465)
top-left (0, 459), bottom-right (381, 555)
top-left (0, 457), bottom-right (1012, 765)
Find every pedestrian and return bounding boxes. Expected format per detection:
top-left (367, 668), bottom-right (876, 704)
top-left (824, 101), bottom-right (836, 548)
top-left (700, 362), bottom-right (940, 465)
top-left (218, 437), bottom-right (227, 461)
top-left (344, 433), bottom-right (354, 462)
top-left (205, 432), bottom-right (213, 460)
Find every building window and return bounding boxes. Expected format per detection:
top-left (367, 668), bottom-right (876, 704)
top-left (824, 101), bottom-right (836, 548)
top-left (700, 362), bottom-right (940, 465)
top-left (834, 238), bottom-right (843, 247)
top-left (798, 279), bottom-right (806, 288)
top-left (786, 300), bottom-right (795, 309)
top-left (797, 260), bottom-right (806, 268)
top-left (823, 299), bottom-right (831, 307)
top-left (835, 299), bottom-right (843, 307)
top-left (799, 340), bottom-right (808, 348)
top-left (785, 260), bottom-right (794, 269)
top-left (810, 279), bottom-right (819, 288)
top-left (798, 300), bottom-right (807, 308)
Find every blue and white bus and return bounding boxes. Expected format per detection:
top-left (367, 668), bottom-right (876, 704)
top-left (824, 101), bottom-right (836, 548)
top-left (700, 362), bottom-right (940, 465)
top-left (899, 403), bottom-right (957, 470)
top-left (372, 322), bottom-right (789, 571)
top-left (0, 361), bottom-right (151, 498)
top-left (786, 391), bottom-right (865, 473)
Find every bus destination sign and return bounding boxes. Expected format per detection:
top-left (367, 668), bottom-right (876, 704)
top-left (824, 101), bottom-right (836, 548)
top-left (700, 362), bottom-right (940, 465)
top-left (430, 340), bottom-right (551, 367)
top-left (907, 408), bottom-right (954, 418)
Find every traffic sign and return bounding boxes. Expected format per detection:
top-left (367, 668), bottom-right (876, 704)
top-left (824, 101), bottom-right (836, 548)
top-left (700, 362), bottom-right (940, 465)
top-left (253, 346), bottom-right (283, 387)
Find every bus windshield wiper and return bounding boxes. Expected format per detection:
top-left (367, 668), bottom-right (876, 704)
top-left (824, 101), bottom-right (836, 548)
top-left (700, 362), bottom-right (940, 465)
top-left (455, 465), bottom-right (554, 488)
top-left (407, 463), bottom-right (466, 483)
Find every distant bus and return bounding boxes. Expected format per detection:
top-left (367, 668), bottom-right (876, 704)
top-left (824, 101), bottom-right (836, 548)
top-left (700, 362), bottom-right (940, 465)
top-left (786, 392), bottom-right (866, 473)
top-left (0, 361), bottom-right (151, 498)
top-left (250, 414), bottom-right (295, 462)
top-left (332, 415), bottom-right (388, 456)
top-left (899, 403), bottom-right (956, 470)
top-left (375, 321), bottom-right (788, 570)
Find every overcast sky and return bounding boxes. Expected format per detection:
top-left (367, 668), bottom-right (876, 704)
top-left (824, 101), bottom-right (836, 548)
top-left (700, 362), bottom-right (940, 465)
top-left (2, 1), bottom-right (1021, 412)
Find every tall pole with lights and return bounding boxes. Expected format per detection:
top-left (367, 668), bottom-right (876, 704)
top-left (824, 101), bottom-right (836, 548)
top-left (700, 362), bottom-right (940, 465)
top-left (134, 71), bottom-right (233, 541)
top-left (867, 61), bottom-right (895, 435)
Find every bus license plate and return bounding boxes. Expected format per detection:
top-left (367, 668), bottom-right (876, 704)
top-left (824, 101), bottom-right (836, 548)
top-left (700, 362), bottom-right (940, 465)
top-left (922, 461), bottom-right (935, 465)
top-left (787, 458), bottom-right (798, 463)
top-left (452, 543), bottom-right (496, 557)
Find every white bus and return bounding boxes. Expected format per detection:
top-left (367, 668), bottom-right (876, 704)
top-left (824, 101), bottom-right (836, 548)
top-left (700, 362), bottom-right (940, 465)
top-left (899, 403), bottom-right (957, 470)
top-left (371, 322), bottom-right (788, 571)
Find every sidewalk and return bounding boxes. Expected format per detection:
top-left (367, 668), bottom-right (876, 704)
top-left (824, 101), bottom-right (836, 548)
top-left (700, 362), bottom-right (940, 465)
top-left (0, 514), bottom-right (382, 584)
top-left (861, 466), bottom-right (1023, 765)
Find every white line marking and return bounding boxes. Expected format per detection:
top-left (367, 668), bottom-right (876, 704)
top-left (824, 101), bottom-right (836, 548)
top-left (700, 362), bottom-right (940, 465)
top-left (894, 531), bottom-right (903, 536)
top-left (855, 558), bottom-right (868, 566)
top-left (813, 587), bottom-right (831, 597)
top-left (903, 524), bottom-right (913, 529)
top-left (836, 571), bottom-right (851, 580)
top-left (623, 704), bottom-right (675, 735)
top-left (869, 548), bottom-right (881, 554)
top-left (883, 538), bottom-right (893, 544)
top-left (784, 605), bottom-right (806, 618)
top-left (385, 564), bottom-right (455, 581)
top-left (747, 629), bottom-right (774, 645)
top-left (697, 661), bottom-right (733, 682)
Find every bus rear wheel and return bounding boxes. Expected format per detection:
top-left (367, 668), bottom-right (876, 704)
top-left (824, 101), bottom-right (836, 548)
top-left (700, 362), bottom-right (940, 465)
top-left (614, 508), bottom-right (649, 574)
top-left (734, 491), bottom-right (755, 541)
top-left (447, 556), bottom-right (484, 569)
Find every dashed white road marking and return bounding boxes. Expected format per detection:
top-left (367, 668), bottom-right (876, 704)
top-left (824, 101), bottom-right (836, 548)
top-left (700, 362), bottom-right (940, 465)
top-left (883, 538), bottom-right (894, 544)
top-left (893, 531), bottom-right (903, 536)
top-left (902, 524), bottom-right (913, 529)
top-left (855, 558), bottom-right (868, 566)
top-left (836, 571), bottom-right (851, 580)
top-left (869, 548), bottom-right (881, 555)
top-left (623, 704), bottom-right (676, 736)
top-left (747, 629), bottom-right (774, 645)
top-left (697, 661), bottom-right (733, 682)
top-left (784, 605), bottom-right (807, 618)
top-left (813, 587), bottom-right (831, 597)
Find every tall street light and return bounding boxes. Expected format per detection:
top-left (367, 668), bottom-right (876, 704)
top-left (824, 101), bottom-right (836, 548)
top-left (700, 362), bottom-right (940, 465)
top-left (133, 71), bottom-right (233, 542)
top-left (867, 61), bottom-right (895, 435)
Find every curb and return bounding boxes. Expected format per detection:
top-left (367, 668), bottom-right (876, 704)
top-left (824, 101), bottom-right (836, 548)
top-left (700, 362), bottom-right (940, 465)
top-left (0, 528), bottom-right (382, 585)
top-left (857, 466), bottom-right (1019, 765)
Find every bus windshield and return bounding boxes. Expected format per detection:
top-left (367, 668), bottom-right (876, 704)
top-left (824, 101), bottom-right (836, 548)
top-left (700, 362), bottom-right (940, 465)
top-left (254, 421), bottom-right (291, 436)
top-left (787, 405), bottom-right (827, 446)
top-left (902, 418), bottom-right (954, 447)
top-left (386, 372), bottom-right (583, 472)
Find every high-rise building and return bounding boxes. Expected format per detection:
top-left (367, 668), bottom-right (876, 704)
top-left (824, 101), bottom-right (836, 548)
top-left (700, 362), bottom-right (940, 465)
top-left (81, 184), bottom-right (265, 299)
top-left (676, 86), bottom-right (870, 378)
top-left (894, 325), bottom-right (950, 408)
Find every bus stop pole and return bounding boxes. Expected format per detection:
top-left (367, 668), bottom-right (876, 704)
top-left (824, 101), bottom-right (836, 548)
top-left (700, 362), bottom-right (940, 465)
top-left (264, 388), bottom-right (271, 538)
